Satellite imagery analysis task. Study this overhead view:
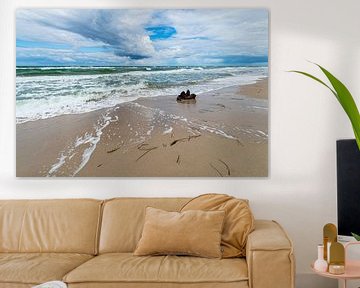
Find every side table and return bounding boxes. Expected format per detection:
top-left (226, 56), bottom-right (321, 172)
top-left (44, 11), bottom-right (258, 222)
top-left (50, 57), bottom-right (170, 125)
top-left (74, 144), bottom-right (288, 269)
top-left (311, 242), bottom-right (360, 288)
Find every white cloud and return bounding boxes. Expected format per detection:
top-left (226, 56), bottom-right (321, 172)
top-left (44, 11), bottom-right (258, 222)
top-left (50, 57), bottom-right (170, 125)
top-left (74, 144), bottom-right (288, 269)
top-left (16, 9), bottom-right (268, 66)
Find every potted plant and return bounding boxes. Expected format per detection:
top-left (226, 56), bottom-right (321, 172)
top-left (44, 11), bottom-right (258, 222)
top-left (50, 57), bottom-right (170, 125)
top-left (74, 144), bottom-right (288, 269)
top-left (291, 63), bottom-right (360, 240)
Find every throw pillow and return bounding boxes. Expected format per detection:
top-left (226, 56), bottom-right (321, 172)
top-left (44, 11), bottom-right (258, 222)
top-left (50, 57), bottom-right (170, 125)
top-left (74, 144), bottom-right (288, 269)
top-left (134, 207), bottom-right (225, 258)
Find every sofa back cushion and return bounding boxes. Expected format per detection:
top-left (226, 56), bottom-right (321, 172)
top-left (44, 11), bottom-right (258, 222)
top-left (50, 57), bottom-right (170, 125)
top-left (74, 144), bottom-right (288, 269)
top-left (99, 198), bottom-right (189, 253)
top-left (181, 194), bottom-right (254, 258)
top-left (0, 199), bottom-right (102, 254)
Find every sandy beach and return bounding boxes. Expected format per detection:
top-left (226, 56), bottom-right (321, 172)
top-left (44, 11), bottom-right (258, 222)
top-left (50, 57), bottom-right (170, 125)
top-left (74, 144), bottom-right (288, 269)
top-left (16, 78), bottom-right (268, 177)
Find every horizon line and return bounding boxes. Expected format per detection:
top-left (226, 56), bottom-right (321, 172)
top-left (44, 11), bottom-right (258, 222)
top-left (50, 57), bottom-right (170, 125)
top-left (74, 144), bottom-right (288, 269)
top-left (16, 63), bottom-right (268, 68)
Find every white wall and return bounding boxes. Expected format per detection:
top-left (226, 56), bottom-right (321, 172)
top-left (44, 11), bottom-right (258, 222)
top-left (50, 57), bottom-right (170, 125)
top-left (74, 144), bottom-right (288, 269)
top-left (1, 0), bottom-right (359, 287)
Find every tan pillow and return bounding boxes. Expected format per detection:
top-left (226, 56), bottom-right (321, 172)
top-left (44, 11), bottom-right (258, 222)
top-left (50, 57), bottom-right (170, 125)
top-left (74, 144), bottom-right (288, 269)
top-left (134, 207), bottom-right (225, 258)
top-left (181, 193), bottom-right (254, 258)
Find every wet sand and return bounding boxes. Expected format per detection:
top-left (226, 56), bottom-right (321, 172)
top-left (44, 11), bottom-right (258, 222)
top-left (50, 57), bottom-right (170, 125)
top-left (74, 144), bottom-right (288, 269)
top-left (16, 78), bottom-right (268, 177)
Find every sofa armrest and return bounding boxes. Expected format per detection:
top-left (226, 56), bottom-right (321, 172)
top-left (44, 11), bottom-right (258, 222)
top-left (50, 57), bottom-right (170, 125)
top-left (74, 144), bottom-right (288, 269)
top-left (246, 220), bottom-right (295, 288)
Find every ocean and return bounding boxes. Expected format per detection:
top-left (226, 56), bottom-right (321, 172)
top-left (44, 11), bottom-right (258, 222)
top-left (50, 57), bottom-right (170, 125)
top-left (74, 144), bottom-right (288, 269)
top-left (16, 66), bottom-right (267, 123)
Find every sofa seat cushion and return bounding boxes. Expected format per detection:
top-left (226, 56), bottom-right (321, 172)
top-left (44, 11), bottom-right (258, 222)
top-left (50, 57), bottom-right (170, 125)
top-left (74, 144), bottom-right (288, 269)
top-left (0, 253), bottom-right (93, 285)
top-left (64, 253), bottom-right (248, 284)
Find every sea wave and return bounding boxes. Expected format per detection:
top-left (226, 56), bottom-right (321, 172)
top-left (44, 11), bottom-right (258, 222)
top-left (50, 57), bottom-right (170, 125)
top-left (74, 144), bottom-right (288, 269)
top-left (16, 66), bottom-right (268, 123)
top-left (16, 66), bottom-right (206, 77)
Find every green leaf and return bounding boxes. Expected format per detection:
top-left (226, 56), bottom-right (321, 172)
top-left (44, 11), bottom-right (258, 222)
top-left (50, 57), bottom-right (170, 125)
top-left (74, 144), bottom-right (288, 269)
top-left (353, 127), bottom-right (360, 150)
top-left (351, 232), bottom-right (360, 241)
top-left (290, 64), bottom-right (360, 150)
top-left (289, 70), bottom-right (337, 98)
top-left (316, 64), bottom-right (360, 150)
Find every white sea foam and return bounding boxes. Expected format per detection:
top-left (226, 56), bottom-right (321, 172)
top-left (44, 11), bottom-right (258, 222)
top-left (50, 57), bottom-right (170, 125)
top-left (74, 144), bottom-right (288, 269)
top-left (163, 127), bottom-right (173, 134)
top-left (251, 105), bottom-right (268, 110)
top-left (256, 130), bottom-right (268, 137)
top-left (74, 113), bottom-right (117, 175)
top-left (16, 66), bottom-right (268, 123)
top-left (197, 124), bottom-right (237, 140)
top-left (47, 153), bottom-right (67, 176)
top-left (47, 110), bottom-right (118, 176)
top-left (147, 126), bottom-right (155, 135)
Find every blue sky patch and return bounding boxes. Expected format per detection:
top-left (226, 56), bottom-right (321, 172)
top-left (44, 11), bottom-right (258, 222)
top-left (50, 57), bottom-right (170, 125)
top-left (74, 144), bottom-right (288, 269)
top-left (146, 25), bottom-right (176, 41)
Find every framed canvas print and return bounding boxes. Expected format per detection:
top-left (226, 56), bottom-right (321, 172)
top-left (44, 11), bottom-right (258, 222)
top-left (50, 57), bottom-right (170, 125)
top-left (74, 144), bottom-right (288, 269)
top-left (16, 9), bottom-right (269, 177)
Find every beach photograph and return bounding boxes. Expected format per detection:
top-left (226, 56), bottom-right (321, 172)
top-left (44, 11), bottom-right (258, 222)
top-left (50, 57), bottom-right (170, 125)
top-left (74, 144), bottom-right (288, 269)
top-left (16, 9), bottom-right (269, 177)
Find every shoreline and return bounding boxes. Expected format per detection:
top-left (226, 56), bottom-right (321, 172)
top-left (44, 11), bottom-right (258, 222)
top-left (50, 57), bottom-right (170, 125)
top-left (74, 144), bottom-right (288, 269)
top-left (16, 78), bottom-right (268, 177)
top-left (16, 77), bottom-right (267, 125)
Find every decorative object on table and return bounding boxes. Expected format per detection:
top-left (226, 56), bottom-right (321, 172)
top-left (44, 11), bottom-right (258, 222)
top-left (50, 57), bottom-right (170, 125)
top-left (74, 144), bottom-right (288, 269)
top-left (32, 281), bottom-right (67, 288)
top-left (318, 223), bottom-right (346, 275)
top-left (323, 223), bottom-right (337, 262)
top-left (314, 244), bottom-right (328, 272)
top-left (311, 238), bottom-right (360, 288)
top-left (290, 63), bottom-right (360, 150)
top-left (16, 9), bottom-right (269, 177)
top-left (328, 264), bottom-right (345, 275)
top-left (329, 242), bottom-right (345, 275)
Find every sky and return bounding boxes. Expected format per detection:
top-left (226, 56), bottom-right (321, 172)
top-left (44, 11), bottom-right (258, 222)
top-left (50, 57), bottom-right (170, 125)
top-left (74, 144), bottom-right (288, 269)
top-left (16, 9), bottom-right (268, 67)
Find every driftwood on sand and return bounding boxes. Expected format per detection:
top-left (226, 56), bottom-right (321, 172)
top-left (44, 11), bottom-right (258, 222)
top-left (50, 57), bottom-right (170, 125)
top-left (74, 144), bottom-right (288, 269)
top-left (209, 159), bottom-right (231, 177)
top-left (177, 89), bottom-right (197, 103)
top-left (170, 135), bottom-right (201, 146)
top-left (136, 143), bottom-right (158, 162)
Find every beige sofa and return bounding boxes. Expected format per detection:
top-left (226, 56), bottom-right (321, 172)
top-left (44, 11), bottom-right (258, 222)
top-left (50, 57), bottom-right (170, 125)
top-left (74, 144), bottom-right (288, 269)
top-left (0, 198), bottom-right (295, 288)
